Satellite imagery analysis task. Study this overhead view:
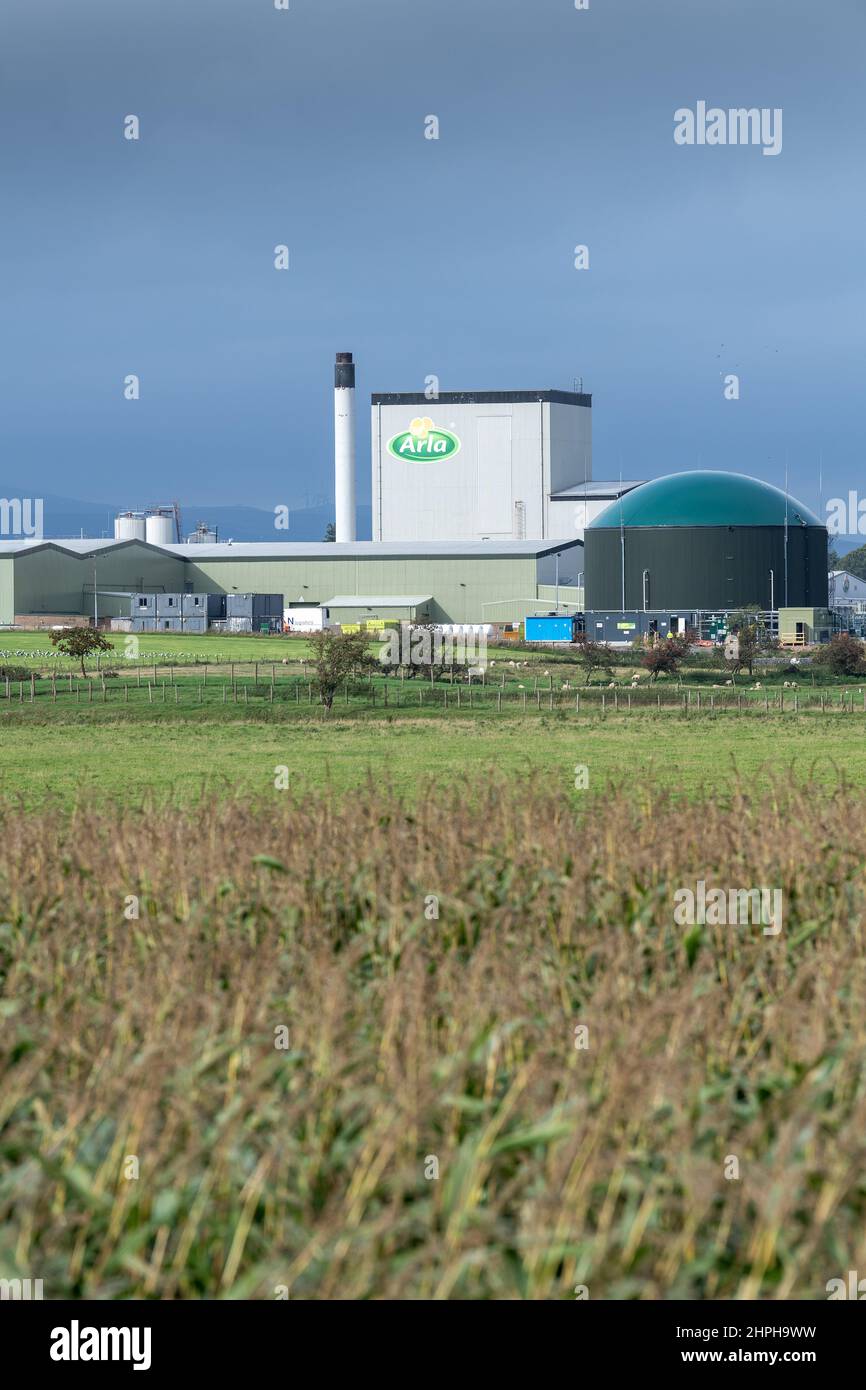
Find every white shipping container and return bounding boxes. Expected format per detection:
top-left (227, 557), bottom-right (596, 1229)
top-left (283, 606), bottom-right (331, 633)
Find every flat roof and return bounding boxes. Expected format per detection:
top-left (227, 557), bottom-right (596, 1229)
top-left (325, 595), bottom-right (433, 608)
top-left (551, 480), bottom-right (645, 500)
top-left (163, 539), bottom-right (583, 559)
top-left (0, 537), bottom-right (583, 561)
top-left (371, 390), bottom-right (592, 407)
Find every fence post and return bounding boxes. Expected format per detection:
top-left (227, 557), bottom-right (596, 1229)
top-left (148, 682), bottom-right (153, 704)
top-left (497, 690), bottom-right (502, 712)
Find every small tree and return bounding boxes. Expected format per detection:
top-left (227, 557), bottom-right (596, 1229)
top-left (812, 632), bottom-right (866, 677)
top-left (308, 628), bottom-right (377, 708)
top-left (573, 635), bottom-right (614, 685)
top-left (49, 626), bottom-right (113, 677)
top-left (642, 630), bottom-right (695, 682)
top-left (323, 522), bottom-right (336, 542)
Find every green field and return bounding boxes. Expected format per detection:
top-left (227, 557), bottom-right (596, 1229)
top-left (1, 699), bottom-right (864, 805)
top-left (1, 624), bottom-right (863, 805)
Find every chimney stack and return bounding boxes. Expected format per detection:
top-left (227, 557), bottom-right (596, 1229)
top-left (334, 351), bottom-right (356, 542)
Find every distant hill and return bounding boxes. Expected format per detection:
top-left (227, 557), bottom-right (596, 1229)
top-left (0, 490), bottom-right (372, 543)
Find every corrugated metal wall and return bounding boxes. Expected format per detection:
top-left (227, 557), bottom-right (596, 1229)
top-left (585, 526), bottom-right (828, 611)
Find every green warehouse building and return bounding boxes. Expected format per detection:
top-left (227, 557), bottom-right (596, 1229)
top-left (0, 537), bottom-right (584, 629)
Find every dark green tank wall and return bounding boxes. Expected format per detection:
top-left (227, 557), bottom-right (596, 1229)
top-left (584, 526), bottom-right (828, 611)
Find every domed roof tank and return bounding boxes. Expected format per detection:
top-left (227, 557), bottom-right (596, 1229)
top-left (588, 470), bottom-right (824, 530)
top-left (584, 471), bottom-right (827, 611)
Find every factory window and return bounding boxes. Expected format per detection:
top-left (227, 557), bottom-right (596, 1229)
top-left (138, 598), bottom-right (147, 608)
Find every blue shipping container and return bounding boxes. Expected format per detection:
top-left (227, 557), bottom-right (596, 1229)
top-left (525, 615), bottom-right (578, 643)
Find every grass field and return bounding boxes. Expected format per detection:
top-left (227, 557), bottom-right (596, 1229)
top-left (1, 701), bottom-right (865, 805)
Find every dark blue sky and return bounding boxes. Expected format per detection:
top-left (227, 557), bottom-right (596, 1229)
top-left (2, 0), bottom-right (864, 520)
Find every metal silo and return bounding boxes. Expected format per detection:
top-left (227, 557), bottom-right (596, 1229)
top-left (145, 510), bottom-right (175, 546)
top-left (114, 511), bottom-right (146, 541)
top-left (584, 471), bottom-right (828, 612)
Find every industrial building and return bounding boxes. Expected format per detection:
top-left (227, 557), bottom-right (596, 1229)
top-left (0, 537), bottom-right (583, 629)
top-left (371, 388), bottom-right (639, 544)
top-left (0, 351), bottom-right (833, 640)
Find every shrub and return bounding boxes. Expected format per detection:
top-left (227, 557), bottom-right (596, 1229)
top-left (812, 632), bottom-right (866, 677)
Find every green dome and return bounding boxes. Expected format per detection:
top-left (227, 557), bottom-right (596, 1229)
top-left (589, 471), bottom-right (824, 530)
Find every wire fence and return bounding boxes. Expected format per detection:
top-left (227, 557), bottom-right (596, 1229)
top-left (3, 666), bottom-right (866, 716)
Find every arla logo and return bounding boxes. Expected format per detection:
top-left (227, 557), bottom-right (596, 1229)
top-left (388, 416), bottom-right (460, 462)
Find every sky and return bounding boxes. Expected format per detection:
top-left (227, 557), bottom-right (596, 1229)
top-left (1, 0), bottom-right (864, 529)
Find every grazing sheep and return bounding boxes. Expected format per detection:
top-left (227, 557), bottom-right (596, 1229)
top-left (725, 680), bottom-right (733, 686)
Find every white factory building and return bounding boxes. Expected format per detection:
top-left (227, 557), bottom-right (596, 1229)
top-left (370, 389), bottom-right (640, 545)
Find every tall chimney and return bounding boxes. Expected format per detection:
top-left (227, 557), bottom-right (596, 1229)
top-left (334, 351), bottom-right (356, 542)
